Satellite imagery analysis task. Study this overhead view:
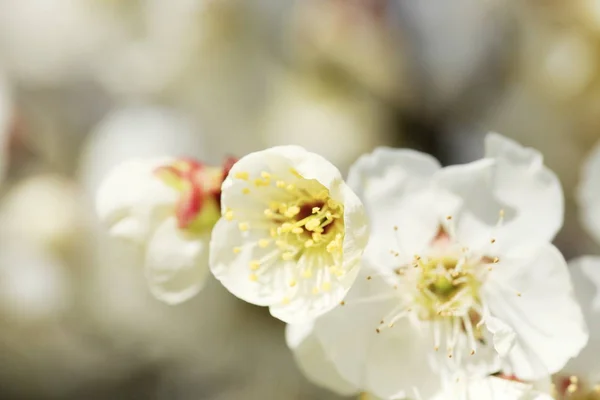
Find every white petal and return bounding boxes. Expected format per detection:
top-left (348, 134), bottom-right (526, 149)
top-left (209, 218), bottom-right (287, 307)
top-left (464, 377), bottom-right (553, 400)
top-left (483, 311), bottom-right (516, 357)
top-left (221, 145), bottom-right (343, 209)
top-left (269, 262), bottom-right (360, 324)
top-left (96, 158), bottom-right (178, 243)
top-left (285, 322), bottom-right (358, 396)
top-left (144, 218), bottom-right (210, 305)
top-left (312, 269), bottom-right (441, 399)
top-left (563, 256), bottom-right (600, 384)
top-left (577, 141), bottom-right (600, 244)
top-left (347, 148), bottom-right (443, 267)
top-left (434, 133), bottom-right (563, 249)
top-left (483, 244), bottom-right (588, 380)
top-left (347, 147), bottom-right (441, 205)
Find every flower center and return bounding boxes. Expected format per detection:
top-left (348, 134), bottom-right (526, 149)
top-left (368, 224), bottom-right (502, 358)
top-left (411, 254), bottom-right (483, 321)
top-left (155, 158), bottom-right (233, 233)
top-left (227, 168), bottom-right (346, 291)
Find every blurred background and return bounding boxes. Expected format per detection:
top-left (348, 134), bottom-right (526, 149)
top-left (0, 0), bottom-right (598, 398)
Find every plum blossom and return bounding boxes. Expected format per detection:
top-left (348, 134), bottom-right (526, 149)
top-left (96, 156), bottom-right (234, 304)
top-left (287, 133), bottom-right (587, 399)
top-left (578, 141), bottom-right (600, 246)
top-left (287, 315), bottom-right (554, 400)
top-left (209, 145), bottom-right (368, 324)
top-left (551, 257), bottom-right (600, 400)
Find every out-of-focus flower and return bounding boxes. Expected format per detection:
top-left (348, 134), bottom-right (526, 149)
top-left (97, 157), bottom-right (234, 304)
top-left (210, 146), bottom-right (368, 324)
top-left (578, 141), bottom-right (600, 245)
top-left (78, 105), bottom-right (206, 195)
top-left (286, 0), bottom-right (410, 104)
top-left (0, 240), bottom-right (70, 322)
top-left (553, 257), bottom-right (600, 399)
top-left (92, 0), bottom-right (207, 97)
top-left (0, 175), bottom-right (86, 253)
top-left (263, 71), bottom-right (392, 173)
top-left (287, 133), bottom-right (586, 399)
top-left (0, 0), bottom-right (113, 85)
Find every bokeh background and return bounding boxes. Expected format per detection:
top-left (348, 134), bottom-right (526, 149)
top-left (0, 0), bottom-right (599, 398)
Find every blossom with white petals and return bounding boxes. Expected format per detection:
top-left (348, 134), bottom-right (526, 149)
top-left (287, 317), bottom-right (553, 400)
top-left (578, 141), bottom-right (600, 245)
top-left (209, 145), bottom-right (368, 324)
top-left (552, 257), bottom-right (600, 400)
top-left (288, 133), bottom-right (587, 399)
top-left (96, 156), bottom-right (234, 304)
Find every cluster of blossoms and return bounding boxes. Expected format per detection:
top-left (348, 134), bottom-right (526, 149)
top-left (96, 133), bottom-right (600, 400)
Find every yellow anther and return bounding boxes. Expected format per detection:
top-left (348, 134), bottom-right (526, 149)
top-left (242, 187), bottom-right (251, 195)
top-left (289, 279), bottom-right (297, 287)
top-left (233, 247), bottom-right (241, 254)
top-left (312, 232), bottom-right (322, 242)
top-left (292, 227), bottom-right (304, 235)
top-left (238, 222), bottom-right (249, 231)
top-left (249, 261), bottom-right (260, 270)
top-left (493, 257), bottom-right (499, 263)
top-left (282, 252), bottom-right (294, 261)
top-left (286, 184), bottom-right (295, 191)
top-left (276, 181), bottom-right (286, 188)
top-left (305, 219), bottom-right (321, 231)
top-left (234, 172), bottom-right (249, 180)
top-left (261, 171), bottom-right (271, 180)
top-left (304, 239), bottom-right (314, 248)
top-left (264, 209), bottom-right (274, 218)
top-left (225, 210), bottom-right (234, 221)
top-left (285, 206), bottom-right (300, 218)
top-left (249, 274), bottom-right (258, 282)
top-left (280, 223), bottom-right (293, 233)
top-left (258, 239), bottom-right (270, 248)
top-left (570, 376), bottom-right (579, 384)
top-left (567, 383), bottom-right (577, 394)
top-left (289, 168), bottom-right (302, 178)
top-left (312, 207), bottom-right (321, 214)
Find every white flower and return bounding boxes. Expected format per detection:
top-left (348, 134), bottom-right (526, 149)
top-left (578, 141), bottom-right (600, 245)
top-left (553, 257), bottom-right (600, 398)
top-left (0, 175), bottom-right (85, 252)
top-left (96, 157), bottom-right (233, 304)
top-left (287, 317), bottom-right (553, 400)
top-left (209, 145), bottom-right (368, 324)
top-left (289, 133), bottom-right (586, 398)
